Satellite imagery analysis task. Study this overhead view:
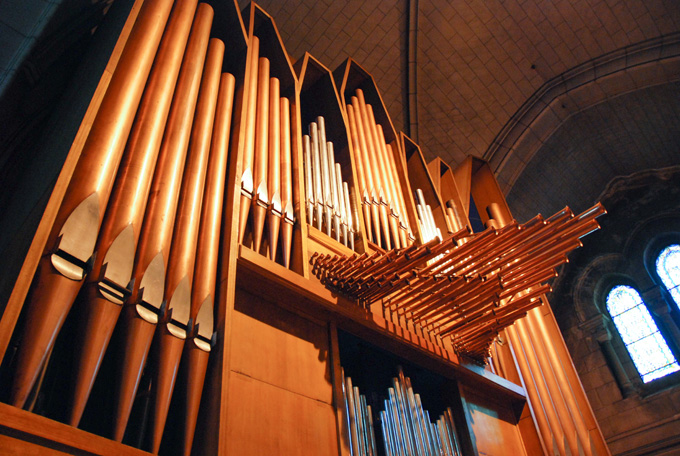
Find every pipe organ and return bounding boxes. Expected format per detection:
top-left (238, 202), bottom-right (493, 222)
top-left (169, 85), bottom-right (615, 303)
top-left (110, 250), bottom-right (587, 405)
top-left (0, 1), bottom-right (611, 456)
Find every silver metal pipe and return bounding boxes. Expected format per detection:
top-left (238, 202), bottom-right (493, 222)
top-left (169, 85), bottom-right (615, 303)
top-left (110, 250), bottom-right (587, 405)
top-left (328, 142), bottom-right (341, 242)
top-left (310, 122), bottom-right (323, 231)
top-left (341, 371), bottom-right (356, 456)
top-left (345, 377), bottom-right (361, 456)
top-left (303, 134), bottom-right (314, 226)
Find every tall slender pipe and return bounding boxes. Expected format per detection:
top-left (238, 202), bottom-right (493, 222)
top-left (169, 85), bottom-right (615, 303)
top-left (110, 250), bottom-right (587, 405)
top-left (180, 72), bottom-right (235, 456)
top-left (349, 99), bottom-right (381, 247)
top-left (67, 0), bottom-right (199, 426)
top-left (280, 97), bottom-right (294, 268)
top-left (111, 5), bottom-right (214, 440)
top-left (355, 90), bottom-right (390, 250)
top-left (147, 38), bottom-right (224, 455)
top-left (10, 0), bottom-right (175, 409)
top-left (346, 104), bottom-right (373, 244)
top-left (303, 134), bottom-right (314, 226)
top-left (367, 106), bottom-right (400, 248)
top-left (266, 78), bottom-right (281, 261)
top-left (251, 58), bottom-right (270, 254)
top-left (238, 36), bottom-right (260, 243)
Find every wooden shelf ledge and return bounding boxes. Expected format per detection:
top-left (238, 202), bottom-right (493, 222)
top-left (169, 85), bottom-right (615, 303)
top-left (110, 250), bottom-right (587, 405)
top-left (0, 401), bottom-right (149, 455)
top-left (236, 245), bottom-right (527, 409)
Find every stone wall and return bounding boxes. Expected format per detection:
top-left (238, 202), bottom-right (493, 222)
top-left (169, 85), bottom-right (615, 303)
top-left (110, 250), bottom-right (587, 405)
top-left (550, 166), bottom-right (680, 456)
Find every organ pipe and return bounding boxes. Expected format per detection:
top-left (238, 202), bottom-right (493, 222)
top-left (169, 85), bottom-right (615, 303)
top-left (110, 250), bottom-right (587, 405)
top-left (311, 203), bottom-right (605, 360)
top-left (9, 0), bottom-right (175, 410)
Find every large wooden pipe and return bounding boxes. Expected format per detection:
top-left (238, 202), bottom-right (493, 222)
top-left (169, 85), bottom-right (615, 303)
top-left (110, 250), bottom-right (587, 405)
top-left (266, 78), bottom-right (281, 261)
top-left (111, 4), bottom-right (214, 441)
top-left (147, 38), bottom-right (224, 454)
top-left (67, 0), bottom-right (199, 427)
top-left (10, 0), bottom-right (174, 409)
top-left (238, 36), bottom-right (260, 243)
top-left (251, 57), bottom-right (270, 254)
top-left (280, 97), bottom-right (294, 269)
top-left (179, 72), bottom-right (235, 456)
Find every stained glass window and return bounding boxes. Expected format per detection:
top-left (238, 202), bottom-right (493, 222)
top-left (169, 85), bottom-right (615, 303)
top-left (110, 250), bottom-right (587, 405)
top-left (606, 285), bottom-right (680, 383)
top-left (656, 244), bottom-right (680, 309)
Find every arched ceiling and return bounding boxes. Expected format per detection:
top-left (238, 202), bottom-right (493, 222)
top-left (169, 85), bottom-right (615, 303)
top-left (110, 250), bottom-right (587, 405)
top-left (248, 0), bottom-right (680, 221)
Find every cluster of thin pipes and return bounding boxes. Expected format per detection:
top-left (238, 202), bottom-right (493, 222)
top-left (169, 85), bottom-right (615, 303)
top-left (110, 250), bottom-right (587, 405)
top-left (343, 373), bottom-right (378, 456)
top-left (7, 3), bottom-right (228, 454)
top-left (237, 36), bottom-right (295, 268)
top-left (303, 117), bottom-right (356, 250)
top-left (312, 203), bottom-right (605, 360)
top-left (415, 189), bottom-right (442, 243)
top-left (342, 368), bottom-right (462, 456)
top-left (346, 90), bottom-right (414, 250)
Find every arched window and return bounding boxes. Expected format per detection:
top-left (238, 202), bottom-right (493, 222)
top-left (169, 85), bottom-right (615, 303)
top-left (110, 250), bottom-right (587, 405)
top-left (606, 285), bottom-right (680, 383)
top-left (656, 244), bottom-right (680, 308)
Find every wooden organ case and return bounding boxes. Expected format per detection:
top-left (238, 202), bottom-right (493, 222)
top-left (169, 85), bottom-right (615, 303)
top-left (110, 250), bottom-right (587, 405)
top-left (0, 1), bottom-right (610, 455)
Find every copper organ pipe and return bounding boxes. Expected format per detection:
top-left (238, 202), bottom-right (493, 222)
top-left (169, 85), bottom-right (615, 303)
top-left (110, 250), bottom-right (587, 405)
top-left (280, 97), bottom-right (294, 268)
top-left (384, 141), bottom-right (413, 244)
top-left (146, 37), bottom-right (224, 454)
top-left (355, 90), bottom-right (391, 250)
top-left (179, 72), bottom-right (235, 456)
top-left (377, 127), bottom-right (406, 247)
top-left (111, 5), bottom-right (214, 441)
top-left (237, 36), bottom-right (260, 243)
top-left (66, 0), bottom-right (199, 426)
top-left (266, 77), bottom-right (281, 261)
top-left (311, 203), bottom-right (604, 359)
top-left (251, 57), bottom-right (270, 254)
top-left (346, 104), bottom-right (373, 244)
top-left (349, 97), bottom-right (381, 247)
top-left (9, 0), bottom-right (175, 409)
top-left (367, 105), bottom-right (400, 249)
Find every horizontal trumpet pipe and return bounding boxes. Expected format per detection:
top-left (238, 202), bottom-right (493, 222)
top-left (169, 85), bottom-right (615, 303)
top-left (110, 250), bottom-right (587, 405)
top-left (439, 285), bottom-right (549, 337)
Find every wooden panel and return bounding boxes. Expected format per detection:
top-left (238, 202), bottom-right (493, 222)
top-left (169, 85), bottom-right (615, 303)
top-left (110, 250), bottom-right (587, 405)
top-left (470, 158), bottom-right (513, 226)
top-left (461, 386), bottom-right (528, 456)
top-left (226, 371), bottom-right (338, 456)
top-left (230, 286), bottom-right (333, 404)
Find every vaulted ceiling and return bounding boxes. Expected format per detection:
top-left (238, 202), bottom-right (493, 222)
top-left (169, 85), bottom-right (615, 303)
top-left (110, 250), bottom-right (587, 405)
top-left (248, 0), bottom-right (680, 222)
top-left (2, 0), bottom-right (679, 225)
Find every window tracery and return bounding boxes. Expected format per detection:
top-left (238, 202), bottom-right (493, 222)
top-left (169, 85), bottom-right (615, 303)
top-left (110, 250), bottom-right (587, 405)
top-left (605, 284), bottom-right (679, 383)
top-left (656, 244), bottom-right (680, 308)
